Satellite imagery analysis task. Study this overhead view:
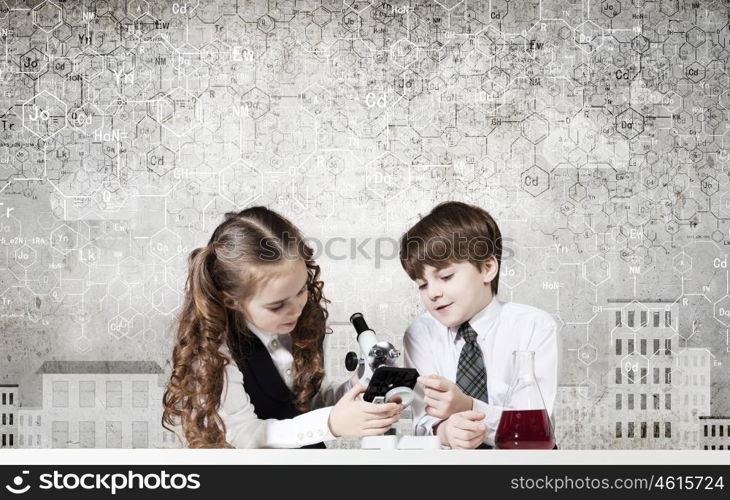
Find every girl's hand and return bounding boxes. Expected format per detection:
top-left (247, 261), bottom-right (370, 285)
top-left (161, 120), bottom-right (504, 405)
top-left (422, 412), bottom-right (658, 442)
top-left (328, 384), bottom-right (403, 437)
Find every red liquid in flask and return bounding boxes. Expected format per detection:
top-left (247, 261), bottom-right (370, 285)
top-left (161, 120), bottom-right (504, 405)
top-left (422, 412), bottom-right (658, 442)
top-left (495, 409), bottom-right (555, 449)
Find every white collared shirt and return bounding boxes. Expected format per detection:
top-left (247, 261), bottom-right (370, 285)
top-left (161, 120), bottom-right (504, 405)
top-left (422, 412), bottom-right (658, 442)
top-left (218, 321), bottom-right (352, 448)
top-left (248, 321), bottom-right (296, 387)
top-left (403, 298), bottom-right (559, 447)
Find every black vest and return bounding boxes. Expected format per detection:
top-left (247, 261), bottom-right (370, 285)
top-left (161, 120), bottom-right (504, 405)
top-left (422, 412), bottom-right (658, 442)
top-left (230, 334), bottom-right (326, 449)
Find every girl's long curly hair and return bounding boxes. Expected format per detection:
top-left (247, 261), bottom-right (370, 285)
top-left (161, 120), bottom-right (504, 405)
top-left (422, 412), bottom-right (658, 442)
top-left (161, 206), bottom-right (329, 448)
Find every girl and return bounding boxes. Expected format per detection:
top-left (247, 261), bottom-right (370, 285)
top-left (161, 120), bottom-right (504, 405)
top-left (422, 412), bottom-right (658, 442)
top-left (162, 206), bottom-right (402, 448)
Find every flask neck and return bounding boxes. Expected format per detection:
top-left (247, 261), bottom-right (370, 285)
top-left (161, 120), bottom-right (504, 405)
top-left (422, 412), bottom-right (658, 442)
top-left (503, 350), bottom-right (546, 412)
top-left (513, 351), bottom-right (536, 379)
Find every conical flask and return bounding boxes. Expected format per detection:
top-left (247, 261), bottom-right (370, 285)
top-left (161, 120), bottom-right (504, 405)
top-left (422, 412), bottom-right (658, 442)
top-left (495, 350), bottom-right (555, 449)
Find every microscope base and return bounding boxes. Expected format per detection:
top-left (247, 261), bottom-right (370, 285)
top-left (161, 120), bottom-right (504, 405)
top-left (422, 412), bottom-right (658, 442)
top-left (360, 435), bottom-right (441, 450)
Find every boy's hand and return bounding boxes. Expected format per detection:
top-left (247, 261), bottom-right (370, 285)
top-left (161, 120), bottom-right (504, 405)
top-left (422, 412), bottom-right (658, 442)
top-left (435, 411), bottom-right (487, 449)
top-left (419, 375), bottom-right (473, 419)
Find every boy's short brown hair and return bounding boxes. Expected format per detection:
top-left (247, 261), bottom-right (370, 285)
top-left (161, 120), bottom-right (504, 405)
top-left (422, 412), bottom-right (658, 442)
top-left (399, 201), bottom-right (502, 295)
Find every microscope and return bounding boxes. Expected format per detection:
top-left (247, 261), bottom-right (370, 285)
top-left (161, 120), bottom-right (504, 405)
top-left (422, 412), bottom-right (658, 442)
top-left (345, 312), bottom-right (440, 450)
top-left (346, 312), bottom-right (417, 407)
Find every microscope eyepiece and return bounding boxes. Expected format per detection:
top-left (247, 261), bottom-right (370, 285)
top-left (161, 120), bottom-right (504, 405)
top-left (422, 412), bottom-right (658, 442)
top-left (349, 312), bottom-right (370, 335)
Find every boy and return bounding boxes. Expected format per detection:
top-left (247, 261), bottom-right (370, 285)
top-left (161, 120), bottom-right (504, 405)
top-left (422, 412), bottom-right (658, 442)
top-left (400, 201), bottom-right (558, 449)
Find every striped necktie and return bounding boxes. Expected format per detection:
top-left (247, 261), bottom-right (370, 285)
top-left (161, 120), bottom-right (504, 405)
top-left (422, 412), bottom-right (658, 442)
top-left (455, 321), bottom-right (489, 403)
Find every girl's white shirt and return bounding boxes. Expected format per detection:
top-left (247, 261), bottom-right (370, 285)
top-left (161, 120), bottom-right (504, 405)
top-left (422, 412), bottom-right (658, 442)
top-left (217, 321), bottom-right (352, 448)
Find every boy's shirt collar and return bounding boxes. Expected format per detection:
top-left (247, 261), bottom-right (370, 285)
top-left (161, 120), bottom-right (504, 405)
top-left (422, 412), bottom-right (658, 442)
top-left (447, 297), bottom-right (502, 344)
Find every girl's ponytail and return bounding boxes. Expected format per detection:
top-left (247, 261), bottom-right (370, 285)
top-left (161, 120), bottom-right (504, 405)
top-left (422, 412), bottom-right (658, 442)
top-left (188, 245), bottom-right (227, 338)
top-left (162, 245), bottom-right (231, 448)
